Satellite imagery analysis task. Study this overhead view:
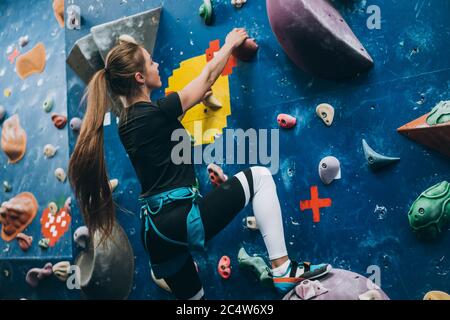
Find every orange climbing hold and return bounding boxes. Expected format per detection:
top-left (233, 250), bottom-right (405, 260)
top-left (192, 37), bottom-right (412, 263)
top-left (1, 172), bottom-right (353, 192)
top-left (53, 0), bottom-right (65, 28)
top-left (300, 186), bottom-right (332, 223)
top-left (16, 43), bottom-right (46, 80)
top-left (1, 114), bottom-right (27, 164)
top-left (0, 192), bottom-right (38, 242)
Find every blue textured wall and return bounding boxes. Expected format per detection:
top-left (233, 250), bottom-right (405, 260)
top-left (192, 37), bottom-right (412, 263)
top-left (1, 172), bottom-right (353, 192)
top-left (0, 0), bottom-right (75, 299)
top-left (2, 0), bottom-right (450, 300)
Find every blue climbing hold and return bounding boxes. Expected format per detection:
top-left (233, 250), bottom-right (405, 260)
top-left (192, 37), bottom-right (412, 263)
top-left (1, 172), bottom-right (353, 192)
top-left (362, 139), bottom-right (400, 170)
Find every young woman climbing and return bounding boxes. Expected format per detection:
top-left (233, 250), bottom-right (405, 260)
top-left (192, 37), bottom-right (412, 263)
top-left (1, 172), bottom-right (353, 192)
top-left (68, 28), bottom-right (332, 300)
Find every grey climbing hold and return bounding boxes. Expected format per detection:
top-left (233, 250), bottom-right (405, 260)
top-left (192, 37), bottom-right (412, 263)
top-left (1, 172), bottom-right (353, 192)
top-left (362, 139), bottom-right (400, 170)
top-left (66, 34), bottom-right (104, 84)
top-left (75, 222), bottom-right (134, 299)
top-left (91, 7), bottom-right (162, 62)
top-left (318, 156), bottom-right (341, 185)
top-left (237, 247), bottom-right (272, 287)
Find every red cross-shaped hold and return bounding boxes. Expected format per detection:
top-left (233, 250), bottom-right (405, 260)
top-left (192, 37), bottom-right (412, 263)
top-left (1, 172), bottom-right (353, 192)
top-left (299, 186), bottom-right (332, 223)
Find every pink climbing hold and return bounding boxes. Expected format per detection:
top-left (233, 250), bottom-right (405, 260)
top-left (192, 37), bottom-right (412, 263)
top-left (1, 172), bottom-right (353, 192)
top-left (233, 38), bottom-right (259, 62)
top-left (207, 163), bottom-right (228, 187)
top-left (26, 262), bottom-right (53, 288)
top-left (16, 233), bottom-right (33, 251)
top-left (51, 113), bottom-right (67, 129)
top-left (218, 256), bottom-right (231, 279)
top-left (277, 113), bottom-right (297, 129)
top-left (8, 48), bottom-right (20, 64)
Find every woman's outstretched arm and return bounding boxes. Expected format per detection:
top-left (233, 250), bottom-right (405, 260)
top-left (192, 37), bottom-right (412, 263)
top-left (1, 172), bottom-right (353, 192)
top-left (178, 28), bottom-right (248, 113)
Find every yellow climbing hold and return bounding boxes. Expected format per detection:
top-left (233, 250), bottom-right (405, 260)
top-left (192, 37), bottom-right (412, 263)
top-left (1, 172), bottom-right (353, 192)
top-left (16, 43), bottom-right (47, 80)
top-left (423, 291), bottom-right (450, 300)
top-left (4, 88), bottom-right (12, 97)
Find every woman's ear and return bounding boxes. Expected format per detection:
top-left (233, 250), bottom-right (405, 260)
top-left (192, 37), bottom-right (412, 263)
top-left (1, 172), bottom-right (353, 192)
top-left (135, 72), bottom-right (145, 85)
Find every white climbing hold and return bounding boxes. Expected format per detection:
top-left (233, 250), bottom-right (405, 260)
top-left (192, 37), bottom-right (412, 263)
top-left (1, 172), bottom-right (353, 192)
top-left (43, 144), bottom-right (57, 158)
top-left (359, 289), bottom-right (383, 300)
top-left (48, 202), bottom-right (58, 215)
top-left (73, 226), bottom-right (89, 249)
top-left (151, 269), bottom-right (172, 292)
top-left (202, 91), bottom-right (222, 109)
top-left (316, 103), bottom-right (335, 127)
top-left (318, 156), bottom-right (341, 185)
top-left (243, 216), bottom-right (258, 231)
top-left (66, 5), bottom-right (81, 30)
top-left (231, 0), bottom-right (247, 8)
top-left (55, 168), bottom-right (66, 183)
top-left (18, 36), bottom-right (29, 47)
top-left (109, 179), bottom-right (119, 192)
top-left (295, 279), bottom-right (328, 300)
top-left (52, 261), bottom-right (71, 281)
top-left (118, 34), bottom-right (138, 45)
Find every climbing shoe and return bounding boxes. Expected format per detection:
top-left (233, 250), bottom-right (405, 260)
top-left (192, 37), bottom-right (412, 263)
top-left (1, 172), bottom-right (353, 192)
top-left (272, 261), bottom-right (332, 294)
top-left (237, 247), bottom-right (273, 287)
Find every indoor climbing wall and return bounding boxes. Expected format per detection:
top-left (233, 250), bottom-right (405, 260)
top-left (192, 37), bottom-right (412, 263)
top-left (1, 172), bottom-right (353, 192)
top-left (0, 0), bottom-right (75, 298)
top-left (63, 0), bottom-right (450, 300)
top-left (2, 0), bottom-right (449, 300)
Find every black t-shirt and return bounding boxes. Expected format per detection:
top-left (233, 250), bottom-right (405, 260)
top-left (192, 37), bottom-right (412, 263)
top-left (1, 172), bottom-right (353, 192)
top-left (118, 92), bottom-right (196, 198)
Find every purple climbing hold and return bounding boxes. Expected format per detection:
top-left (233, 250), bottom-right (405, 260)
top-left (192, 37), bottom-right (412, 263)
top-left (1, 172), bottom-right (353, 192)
top-left (266, 0), bottom-right (374, 80)
top-left (283, 269), bottom-right (390, 300)
top-left (25, 262), bottom-right (53, 288)
top-left (70, 117), bottom-right (82, 132)
top-left (233, 38), bottom-right (259, 62)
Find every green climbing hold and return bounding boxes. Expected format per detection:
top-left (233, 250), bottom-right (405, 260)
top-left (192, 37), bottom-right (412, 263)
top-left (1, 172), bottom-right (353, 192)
top-left (408, 181), bottom-right (450, 239)
top-left (199, 0), bottom-right (213, 25)
top-left (426, 101), bottom-right (450, 125)
top-left (237, 247), bottom-right (273, 287)
top-left (43, 96), bottom-right (54, 113)
top-left (38, 238), bottom-right (50, 249)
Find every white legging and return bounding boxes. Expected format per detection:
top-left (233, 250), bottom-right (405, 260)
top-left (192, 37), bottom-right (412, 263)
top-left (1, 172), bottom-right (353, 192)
top-left (234, 166), bottom-right (288, 260)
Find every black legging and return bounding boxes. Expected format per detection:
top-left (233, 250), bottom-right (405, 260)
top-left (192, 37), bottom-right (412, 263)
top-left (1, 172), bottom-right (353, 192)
top-left (142, 169), bottom-right (254, 299)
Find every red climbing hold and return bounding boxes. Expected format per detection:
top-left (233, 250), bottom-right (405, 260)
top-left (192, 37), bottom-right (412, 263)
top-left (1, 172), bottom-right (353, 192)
top-left (51, 113), bottom-right (67, 129)
top-left (205, 40), bottom-right (237, 76)
top-left (218, 255), bottom-right (231, 279)
top-left (277, 113), bottom-right (297, 129)
top-left (300, 186), bottom-right (332, 223)
top-left (207, 163), bottom-right (228, 187)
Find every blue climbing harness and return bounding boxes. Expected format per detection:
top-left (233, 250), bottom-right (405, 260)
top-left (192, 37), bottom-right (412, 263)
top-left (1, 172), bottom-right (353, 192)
top-left (139, 186), bottom-right (205, 277)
